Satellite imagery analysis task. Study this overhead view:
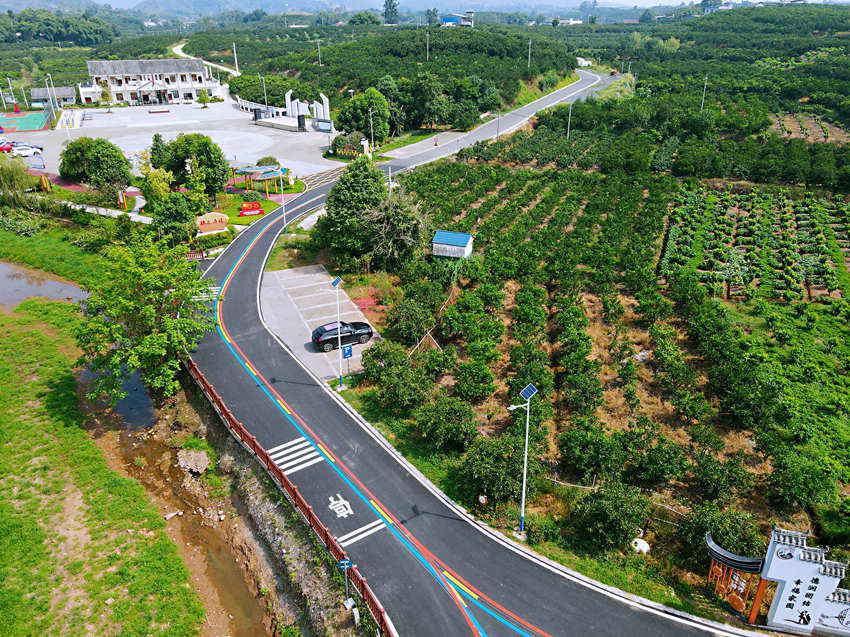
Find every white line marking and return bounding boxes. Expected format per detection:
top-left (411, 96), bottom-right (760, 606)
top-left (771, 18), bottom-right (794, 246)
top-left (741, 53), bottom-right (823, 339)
top-left (270, 442), bottom-right (312, 463)
top-left (339, 520), bottom-right (387, 547)
top-left (282, 455), bottom-right (325, 475)
top-left (267, 437), bottom-right (309, 455)
top-left (336, 518), bottom-right (384, 543)
top-left (273, 447), bottom-right (319, 468)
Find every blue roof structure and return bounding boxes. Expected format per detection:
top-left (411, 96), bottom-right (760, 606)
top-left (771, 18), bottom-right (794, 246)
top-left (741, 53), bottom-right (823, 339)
top-left (432, 230), bottom-right (472, 247)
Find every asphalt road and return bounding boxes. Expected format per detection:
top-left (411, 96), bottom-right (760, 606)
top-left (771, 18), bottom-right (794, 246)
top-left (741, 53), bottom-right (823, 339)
top-left (191, 75), bottom-right (759, 636)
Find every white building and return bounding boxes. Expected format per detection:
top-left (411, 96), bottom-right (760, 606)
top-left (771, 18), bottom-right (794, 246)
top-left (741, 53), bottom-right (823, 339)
top-left (441, 10), bottom-right (474, 27)
top-left (558, 18), bottom-right (583, 25)
top-left (432, 230), bottom-right (474, 258)
top-left (78, 59), bottom-right (222, 106)
top-left (576, 56), bottom-right (593, 67)
top-left (30, 86), bottom-right (76, 108)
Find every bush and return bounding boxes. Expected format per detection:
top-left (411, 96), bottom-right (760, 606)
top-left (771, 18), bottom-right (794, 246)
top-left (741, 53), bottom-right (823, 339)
top-left (414, 395), bottom-right (478, 452)
top-left (256, 156), bottom-right (279, 167)
top-left (769, 450), bottom-right (835, 510)
top-left (525, 514), bottom-right (561, 546)
top-left (452, 101), bottom-right (479, 131)
top-left (460, 433), bottom-right (541, 503)
top-left (386, 298), bottom-right (432, 346)
top-left (424, 346), bottom-right (457, 379)
top-left (241, 190), bottom-right (262, 202)
top-left (677, 501), bottom-right (765, 569)
top-left (692, 451), bottom-right (752, 503)
top-left (574, 482), bottom-right (649, 553)
top-left (454, 360), bottom-right (495, 402)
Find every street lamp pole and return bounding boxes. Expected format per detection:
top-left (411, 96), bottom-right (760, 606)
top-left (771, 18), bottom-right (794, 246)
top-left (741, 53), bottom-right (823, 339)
top-left (332, 277), bottom-right (344, 389)
top-left (261, 75), bottom-right (268, 114)
top-left (508, 383), bottom-right (538, 535)
top-left (368, 106), bottom-right (374, 151)
top-left (566, 102), bottom-right (572, 140)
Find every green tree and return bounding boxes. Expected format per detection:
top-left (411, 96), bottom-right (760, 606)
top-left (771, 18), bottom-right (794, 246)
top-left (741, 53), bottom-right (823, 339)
top-left (574, 482), bottom-right (649, 552)
top-left (150, 133), bottom-right (169, 169)
top-left (386, 298), bottom-right (432, 345)
top-left (336, 87), bottom-right (391, 145)
top-left (75, 236), bottom-right (213, 403)
top-left (677, 502), bottom-right (765, 569)
top-left (316, 156), bottom-right (386, 261)
top-left (163, 133), bottom-right (228, 195)
top-left (196, 89), bottom-right (210, 108)
top-left (460, 433), bottom-right (542, 503)
top-left (183, 156), bottom-right (212, 215)
top-left (382, 0), bottom-right (399, 24)
top-left (452, 101), bottom-right (479, 131)
top-left (414, 395), bottom-right (478, 451)
top-left (99, 82), bottom-right (111, 112)
top-left (639, 9), bottom-right (656, 23)
top-left (363, 192), bottom-right (428, 270)
top-left (59, 137), bottom-right (131, 195)
top-left (148, 192), bottom-right (195, 243)
top-left (413, 73), bottom-right (446, 129)
top-left (0, 153), bottom-right (33, 191)
top-left (426, 8), bottom-right (439, 26)
top-left (348, 11), bottom-right (381, 25)
top-left (361, 339), bottom-right (431, 414)
top-left (139, 166), bottom-right (174, 205)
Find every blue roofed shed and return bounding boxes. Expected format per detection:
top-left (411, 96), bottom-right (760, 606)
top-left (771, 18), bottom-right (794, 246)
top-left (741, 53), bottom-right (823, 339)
top-left (432, 230), bottom-right (473, 258)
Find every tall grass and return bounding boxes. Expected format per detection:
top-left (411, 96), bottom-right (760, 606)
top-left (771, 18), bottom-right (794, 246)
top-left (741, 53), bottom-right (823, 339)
top-left (0, 228), bottom-right (106, 287)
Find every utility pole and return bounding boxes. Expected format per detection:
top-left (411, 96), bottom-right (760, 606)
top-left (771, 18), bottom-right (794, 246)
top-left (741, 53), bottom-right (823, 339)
top-left (317, 40), bottom-right (322, 66)
top-left (700, 74), bottom-right (708, 113)
top-left (232, 42), bottom-right (239, 75)
top-left (527, 38), bottom-right (532, 69)
top-left (566, 102), bottom-right (572, 140)
top-left (497, 107), bottom-right (500, 137)
top-left (426, 31), bottom-right (429, 62)
top-left (6, 77), bottom-right (13, 105)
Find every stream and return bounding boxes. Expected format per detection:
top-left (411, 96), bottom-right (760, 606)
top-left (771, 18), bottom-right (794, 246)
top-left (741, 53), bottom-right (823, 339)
top-left (0, 259), bottom-right (274, 636)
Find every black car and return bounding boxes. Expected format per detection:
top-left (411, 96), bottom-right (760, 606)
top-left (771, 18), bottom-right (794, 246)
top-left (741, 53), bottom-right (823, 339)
top-left (311, 321), bottom-right (373, 352)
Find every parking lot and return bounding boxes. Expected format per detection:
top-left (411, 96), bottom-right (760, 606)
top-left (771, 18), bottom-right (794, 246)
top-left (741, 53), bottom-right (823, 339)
top-left (11, 101), bottom-right (338, 179)
top-left (260, 265), bottom-right (377, 381)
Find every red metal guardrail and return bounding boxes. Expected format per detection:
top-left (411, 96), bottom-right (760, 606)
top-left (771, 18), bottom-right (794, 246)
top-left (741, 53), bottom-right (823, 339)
top-left (185, 359), bottom-right (397, 636)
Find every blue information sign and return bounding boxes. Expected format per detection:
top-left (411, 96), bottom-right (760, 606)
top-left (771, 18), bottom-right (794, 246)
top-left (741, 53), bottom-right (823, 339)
top-left (342, 344), bottom-right (353, 360)
top-left (337, 558), bottom-right (353, 571)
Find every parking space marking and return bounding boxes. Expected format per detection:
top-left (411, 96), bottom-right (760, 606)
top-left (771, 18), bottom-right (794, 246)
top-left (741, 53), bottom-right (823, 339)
top-left (337, 518), bottom-right (388, 548)
top-left (282, 281), bottom-right (330, 291)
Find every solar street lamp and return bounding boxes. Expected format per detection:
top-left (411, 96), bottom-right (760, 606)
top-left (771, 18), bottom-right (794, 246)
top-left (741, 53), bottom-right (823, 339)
top-left (508, 383), bottom-right (538, 535)
top-left (320, 276), bottom-right (345, 390)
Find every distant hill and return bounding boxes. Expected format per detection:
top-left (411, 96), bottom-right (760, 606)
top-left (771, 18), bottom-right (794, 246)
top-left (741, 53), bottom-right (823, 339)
top-left (0, 0), bottom-right (140, 10)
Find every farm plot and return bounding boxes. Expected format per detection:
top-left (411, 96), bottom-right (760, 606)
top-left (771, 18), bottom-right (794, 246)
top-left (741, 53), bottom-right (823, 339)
top-left (660, 187), bottom-right (850, 301)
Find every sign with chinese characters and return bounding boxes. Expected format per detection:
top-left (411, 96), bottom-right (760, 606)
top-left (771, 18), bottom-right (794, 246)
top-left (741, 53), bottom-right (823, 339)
top-left (240, 201), bottom-right (264, 216)
top-left (195, 212), bottom-right (229, 233)
top-left (761, 528), bottom-right (850, 635)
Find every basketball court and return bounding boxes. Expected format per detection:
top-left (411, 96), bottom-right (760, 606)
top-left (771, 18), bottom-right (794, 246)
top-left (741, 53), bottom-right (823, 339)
top-left (0, 110), bottom-right (50, 132)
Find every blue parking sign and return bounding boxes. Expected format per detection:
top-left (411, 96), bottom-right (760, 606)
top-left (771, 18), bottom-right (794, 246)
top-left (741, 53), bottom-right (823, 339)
top-left (342, 344), bottom-right (353, 359)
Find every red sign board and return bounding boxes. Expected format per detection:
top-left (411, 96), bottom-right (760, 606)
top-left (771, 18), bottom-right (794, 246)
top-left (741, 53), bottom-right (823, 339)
top-left (240, 201), bottom-right (264, 216)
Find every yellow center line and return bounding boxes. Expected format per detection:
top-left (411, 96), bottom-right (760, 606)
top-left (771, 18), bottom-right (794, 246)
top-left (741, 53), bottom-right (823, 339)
top-left (369, 499), bottom-right (394, 525)
top-left (443, 571), bottom-right (479, 600)
top-left (317, 442), bottom-right (334, 461)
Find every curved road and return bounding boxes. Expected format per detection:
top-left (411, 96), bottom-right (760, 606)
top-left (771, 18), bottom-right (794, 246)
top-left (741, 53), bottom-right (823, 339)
top-left (192, 73), bottom-right (758, 636)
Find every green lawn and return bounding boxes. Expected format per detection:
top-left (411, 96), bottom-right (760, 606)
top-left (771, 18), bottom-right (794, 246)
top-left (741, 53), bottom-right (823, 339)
top-left (377, 129), bottom-right (440, 154)
top-left (0, 299), bottom-right (204, 635)
top-left (0, 228), bottom-right (107, 287)
top-left (215, 194), bottom-right (280, 226)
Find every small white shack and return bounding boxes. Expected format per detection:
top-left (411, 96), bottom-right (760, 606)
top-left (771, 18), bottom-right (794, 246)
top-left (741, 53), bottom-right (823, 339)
top-left (432, 230), bottom-right (473, 258)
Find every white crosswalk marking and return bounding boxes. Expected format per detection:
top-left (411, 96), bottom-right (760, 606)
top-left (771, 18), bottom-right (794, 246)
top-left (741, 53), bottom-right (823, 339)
top-left (337, 519), bottom-right (387, 548)
top-left (266, 436), bottom-right (325, 475)
top-left (193, 285), bottom-right (221, 301)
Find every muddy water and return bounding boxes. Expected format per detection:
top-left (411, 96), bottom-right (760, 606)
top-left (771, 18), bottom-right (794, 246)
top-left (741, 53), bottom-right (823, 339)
top-left (0, 261), bottom-right (87, 312)
top-left (118, 430), bottom-right (270, 637)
